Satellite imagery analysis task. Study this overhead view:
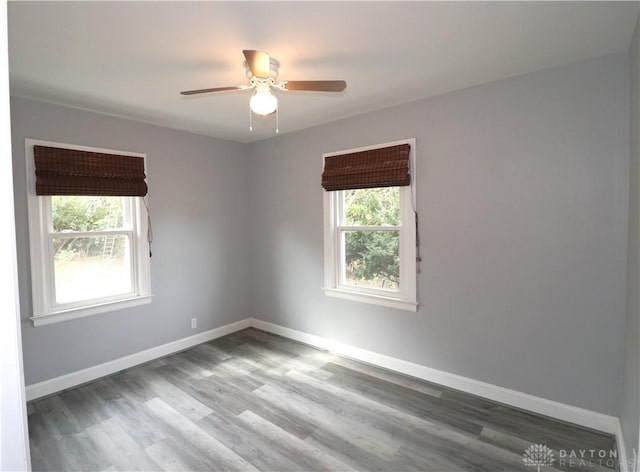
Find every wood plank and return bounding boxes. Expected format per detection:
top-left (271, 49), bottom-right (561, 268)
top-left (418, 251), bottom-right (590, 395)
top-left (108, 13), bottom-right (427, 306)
top-left (144, 397), bottom-right (260, 472)
top-left (237, 410), bottom-right (356, 471)
top-left (85, 417), bottom-right (161, 471)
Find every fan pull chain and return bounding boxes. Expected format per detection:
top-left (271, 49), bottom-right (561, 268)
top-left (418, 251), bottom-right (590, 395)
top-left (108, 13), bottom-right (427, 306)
top-left (275, 108), bottom-right (279, 134)
top-left (249, 103), bottom-right (253, 131)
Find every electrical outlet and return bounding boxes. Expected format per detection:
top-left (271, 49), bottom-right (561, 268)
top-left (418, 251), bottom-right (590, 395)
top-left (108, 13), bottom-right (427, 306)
top-left (191, 318), bottom-right (197, 329)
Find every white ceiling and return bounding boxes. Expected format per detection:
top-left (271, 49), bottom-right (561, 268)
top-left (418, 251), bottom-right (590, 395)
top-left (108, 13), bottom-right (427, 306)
top-left (8, 1), bottom-right (640, 143)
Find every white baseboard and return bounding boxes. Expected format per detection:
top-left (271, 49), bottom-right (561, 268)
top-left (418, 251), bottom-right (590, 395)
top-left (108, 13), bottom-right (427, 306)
top-left (25, 316), bottom-right (619, 439)
top-left (249, 318), bottom-right (619, 435)
top-left (615, 419), bottom-right (639, 472)
top-left (25, 318), bottom-right (252, 401)
top-left (616, 419), bottom-right (631, 472)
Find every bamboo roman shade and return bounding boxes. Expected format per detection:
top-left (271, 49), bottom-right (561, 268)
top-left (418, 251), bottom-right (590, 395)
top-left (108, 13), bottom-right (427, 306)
top-left (34, 145), bottom-right (147, 196)
top-left (321, 143), bottom-right (411, 191)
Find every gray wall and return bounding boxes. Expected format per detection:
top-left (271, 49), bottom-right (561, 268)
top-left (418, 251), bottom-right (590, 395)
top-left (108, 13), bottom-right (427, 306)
top-left (11, 97), bottom-right (251, 385)
top-left (621, 15), bottom-right (640, 464)
top-left (248, 53), bottom-right (629, 416)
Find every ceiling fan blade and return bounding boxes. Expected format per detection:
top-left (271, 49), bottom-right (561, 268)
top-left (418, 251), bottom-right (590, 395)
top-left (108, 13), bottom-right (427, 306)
top-left (282, 80), bottom-right (347, 92)
top-left (180, 86), bottom-right (248, 96)
top-left (243, 50), bottom-right (271, 79)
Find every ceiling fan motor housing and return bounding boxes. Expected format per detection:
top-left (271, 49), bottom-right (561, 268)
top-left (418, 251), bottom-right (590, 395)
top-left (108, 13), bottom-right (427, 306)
top-left (245, 57), bottom-right (280, 81)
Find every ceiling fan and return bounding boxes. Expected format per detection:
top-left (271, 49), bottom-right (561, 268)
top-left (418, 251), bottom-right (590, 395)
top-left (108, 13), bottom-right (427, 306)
top-left (180, 50), bottom-right (347, 126)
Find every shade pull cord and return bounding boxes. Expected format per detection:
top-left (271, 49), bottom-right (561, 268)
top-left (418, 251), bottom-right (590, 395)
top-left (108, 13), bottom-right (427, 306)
top-left (415, 210), bottom-right (422, 274)
top-left (410, 177), bottom-right (421, 274)
top-left (143, 196), bottom-right (153, 257)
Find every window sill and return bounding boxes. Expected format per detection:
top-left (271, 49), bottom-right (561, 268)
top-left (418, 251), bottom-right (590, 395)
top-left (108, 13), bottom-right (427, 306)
top-left (30, 295), bottom-right (153, 327)
top-left (324, 288), bottom-right (417, 312)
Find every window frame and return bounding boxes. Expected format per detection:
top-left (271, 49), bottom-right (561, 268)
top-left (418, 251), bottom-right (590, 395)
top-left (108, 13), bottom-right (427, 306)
top-left (25, 139), bottom-right (152, 327)
top-left (323, 138), bottom-right (418, 311)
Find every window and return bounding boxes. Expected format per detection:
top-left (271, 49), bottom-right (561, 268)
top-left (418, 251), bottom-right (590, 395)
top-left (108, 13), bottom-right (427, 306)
top-left (26, 140), bottom-right (152, 326)
top-left (323, 139), bottom-right (417, 311)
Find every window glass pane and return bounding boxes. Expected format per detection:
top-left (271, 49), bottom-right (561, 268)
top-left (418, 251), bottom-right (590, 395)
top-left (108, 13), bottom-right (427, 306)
top-left (343, 230), bottom-right (399, 290)
top-left (53, 235), bottom-right (132, 304)
top-left (343, 187), bottom-right (400, 226)
top-left (52, 196), bottom-right (125, 232)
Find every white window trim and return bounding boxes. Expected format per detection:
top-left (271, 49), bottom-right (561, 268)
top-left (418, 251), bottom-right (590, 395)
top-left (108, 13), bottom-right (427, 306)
top-left (25, 139), bottom-right (152, 327)
top-left (323, 138), bottom-right (418, 311)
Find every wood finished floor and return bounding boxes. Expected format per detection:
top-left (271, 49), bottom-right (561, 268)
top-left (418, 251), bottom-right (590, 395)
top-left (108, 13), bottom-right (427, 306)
top-left (28, 328), bottom-right (617, 472)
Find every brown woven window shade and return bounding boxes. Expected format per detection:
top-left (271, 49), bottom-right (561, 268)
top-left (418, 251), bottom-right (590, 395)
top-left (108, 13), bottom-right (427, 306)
top-left (34, 145), bottom-right (147, 196)
top-left (322, 143), bottom-right (410, 191)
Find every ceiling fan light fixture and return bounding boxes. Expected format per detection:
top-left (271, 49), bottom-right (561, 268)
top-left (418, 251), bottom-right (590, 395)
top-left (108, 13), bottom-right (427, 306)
top-left (250, 90), bottom-right (278, 116)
